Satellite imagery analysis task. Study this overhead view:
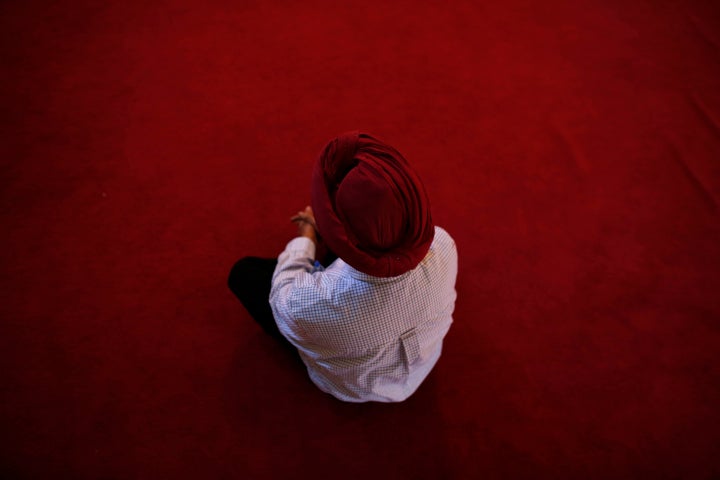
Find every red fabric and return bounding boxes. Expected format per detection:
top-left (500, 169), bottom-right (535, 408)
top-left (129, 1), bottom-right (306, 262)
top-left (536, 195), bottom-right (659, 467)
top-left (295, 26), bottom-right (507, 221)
top-left (1, 0), bottom-right (720, 478)
top-left (312, 132), bottom-right (434, 277)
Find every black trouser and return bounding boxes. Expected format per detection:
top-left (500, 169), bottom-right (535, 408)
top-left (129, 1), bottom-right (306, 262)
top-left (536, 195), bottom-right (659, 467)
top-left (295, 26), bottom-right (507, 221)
top-left (228, 250), bottom-right (337, 347)
top-left (227, 257), bottom-right (288, 343)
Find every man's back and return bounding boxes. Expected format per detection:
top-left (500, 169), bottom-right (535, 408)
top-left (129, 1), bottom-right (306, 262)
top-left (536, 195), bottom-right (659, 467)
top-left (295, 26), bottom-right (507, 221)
top-left (270, 226), bottom-right (457, 402)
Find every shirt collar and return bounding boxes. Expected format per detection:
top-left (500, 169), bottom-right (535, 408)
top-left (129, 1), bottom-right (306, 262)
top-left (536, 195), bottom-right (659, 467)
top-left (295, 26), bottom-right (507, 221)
top-left (339, 259), bottom-right (414, 284)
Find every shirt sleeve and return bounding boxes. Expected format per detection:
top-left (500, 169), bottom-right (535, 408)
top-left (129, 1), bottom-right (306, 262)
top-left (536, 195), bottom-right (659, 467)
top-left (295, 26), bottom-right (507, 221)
top-left (269, 237), bottom-right (316, 343)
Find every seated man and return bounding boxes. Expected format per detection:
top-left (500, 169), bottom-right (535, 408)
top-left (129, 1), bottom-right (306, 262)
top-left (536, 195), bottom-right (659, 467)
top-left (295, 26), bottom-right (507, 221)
top-left (228, 132), bottom-right (458, 402)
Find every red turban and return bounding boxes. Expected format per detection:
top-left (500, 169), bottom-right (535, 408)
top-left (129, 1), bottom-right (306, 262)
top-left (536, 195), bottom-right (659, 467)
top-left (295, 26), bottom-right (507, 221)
top-left (311, 132), bottom-right (434, 277)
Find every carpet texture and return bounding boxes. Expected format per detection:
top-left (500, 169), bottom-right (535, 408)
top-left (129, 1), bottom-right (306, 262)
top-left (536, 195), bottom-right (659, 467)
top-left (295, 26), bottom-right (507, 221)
top-left (1, 0), bottom-right (719, 478)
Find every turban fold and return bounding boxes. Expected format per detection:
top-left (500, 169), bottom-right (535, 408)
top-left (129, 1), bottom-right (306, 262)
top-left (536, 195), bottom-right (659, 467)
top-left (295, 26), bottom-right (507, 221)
top-left (311, 131), bottom-right (434, 277)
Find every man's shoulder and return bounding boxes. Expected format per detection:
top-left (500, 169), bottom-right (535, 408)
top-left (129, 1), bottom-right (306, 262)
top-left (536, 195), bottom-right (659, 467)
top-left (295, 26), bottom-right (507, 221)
top-left (432, 226), bottom-right (457, 255)
top-left (284, 268), bottom-right (352, 317)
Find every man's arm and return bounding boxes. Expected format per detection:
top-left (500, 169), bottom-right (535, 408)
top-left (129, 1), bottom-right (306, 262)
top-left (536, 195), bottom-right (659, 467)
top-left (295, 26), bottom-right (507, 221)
top-left (268, 207), bottom-right (319, 343)
top-left (290, 205), bottom-right (317, 247)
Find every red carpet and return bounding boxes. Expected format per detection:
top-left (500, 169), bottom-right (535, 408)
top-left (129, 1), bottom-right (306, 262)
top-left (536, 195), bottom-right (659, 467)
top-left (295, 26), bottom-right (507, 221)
top-left (2, 1), bottom-right (719, 478)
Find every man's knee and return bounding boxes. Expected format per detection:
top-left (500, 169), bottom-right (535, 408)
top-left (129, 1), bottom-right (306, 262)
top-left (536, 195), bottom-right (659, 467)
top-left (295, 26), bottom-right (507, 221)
top-left (228, 257), bottom-right (252, 292)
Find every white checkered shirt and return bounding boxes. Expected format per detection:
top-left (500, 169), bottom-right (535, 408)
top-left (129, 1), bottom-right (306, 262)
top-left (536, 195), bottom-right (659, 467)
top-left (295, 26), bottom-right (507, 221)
top-left (269, 226), bottom-right (458, 402)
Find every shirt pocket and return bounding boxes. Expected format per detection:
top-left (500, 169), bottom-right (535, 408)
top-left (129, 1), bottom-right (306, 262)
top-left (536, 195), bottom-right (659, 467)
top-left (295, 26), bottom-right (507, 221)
top-left (400, 327), bottom-right (421, 370)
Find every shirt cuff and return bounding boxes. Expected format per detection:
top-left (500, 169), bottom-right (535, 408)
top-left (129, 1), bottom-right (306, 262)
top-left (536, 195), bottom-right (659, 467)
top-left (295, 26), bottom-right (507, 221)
top-left (284, 236), bottom-right (316, 259)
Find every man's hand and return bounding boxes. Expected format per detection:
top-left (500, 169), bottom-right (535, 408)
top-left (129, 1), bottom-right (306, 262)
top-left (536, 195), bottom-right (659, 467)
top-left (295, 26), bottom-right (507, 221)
top-left (290, 206), bottom-right (317, 246)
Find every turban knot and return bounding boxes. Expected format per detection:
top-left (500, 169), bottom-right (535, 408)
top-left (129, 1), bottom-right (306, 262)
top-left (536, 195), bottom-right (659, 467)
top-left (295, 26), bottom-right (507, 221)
top-left (311, 131), bottom-right (434, 277)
